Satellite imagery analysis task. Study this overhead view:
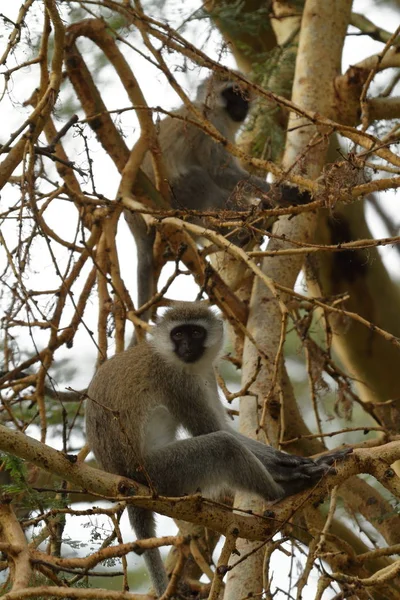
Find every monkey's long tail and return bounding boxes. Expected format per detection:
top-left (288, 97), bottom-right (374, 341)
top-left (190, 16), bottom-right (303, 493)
top-left (127, 505), bottom-right (169, 597)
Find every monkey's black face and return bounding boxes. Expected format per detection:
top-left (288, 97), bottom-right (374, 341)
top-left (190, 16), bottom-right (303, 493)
top-left (222, 85), bottom-right (250, 123)
top-left (170, 324), bottom-right (207, 363)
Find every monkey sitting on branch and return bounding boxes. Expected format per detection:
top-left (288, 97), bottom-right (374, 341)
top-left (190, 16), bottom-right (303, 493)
top-left (86, 302), bottom-right (349, 597)
top-left (124, 71), bottom-right (312, 328)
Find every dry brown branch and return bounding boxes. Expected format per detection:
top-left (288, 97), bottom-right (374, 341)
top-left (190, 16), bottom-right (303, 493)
top-left (249, 233), bottom-right (400, 257)
top-left (123, 202), bottom-right (400, 351)
top-left (160, 548), bottom-right (186, 599)
top-left (1, 588), bottom-right (148, 600)
top-left (0, 0), bottom-right (64, 190)
top-left (0, 502), bottom-right (31, 591)
top-left (330, 560), bottom-right (400, 588)
top-left (189, 538), bottom-right (215, 582)
top-left (355, 46), bottom-right (400, 73)
top-left (260, 311), bottom-right (288, 443)
top-left (368, 97), bottom-right (400, 121)
top-left (280, 426), bottom-right (387, 445)
top-left (101, 1), bottom-right (400, 173)
top-left (29, 535), bottom-right (187, 571)
top-left (350, 13), bottom-right (399, 44)
top-left (0, 224), bottom-right (101, 382)
top-left (208, 527), bottom-right (239, 599)
top-left (100, 0), bottom-right (400, 202)
top-left (3, 421), bottom-right (400, 543)
top-left (0, 0), bottom-right (35, 65)
top-left (0, 423), bottom-right (294, 542)
top-left (360, 25), bottom-right (400, 129)
top-left (66, 18), bottom-right (169, 201)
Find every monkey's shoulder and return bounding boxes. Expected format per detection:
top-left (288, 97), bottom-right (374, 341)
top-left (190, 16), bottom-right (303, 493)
top-left (154, 104), bottom-right (234, 154)
top-left (87, 344), bottom-right (154, 398)
top-left (87, 343), bottom-right (179, 401)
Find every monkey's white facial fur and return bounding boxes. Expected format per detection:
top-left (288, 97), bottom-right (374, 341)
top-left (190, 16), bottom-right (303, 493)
top-left (150, 302), bottom-right (224, 372)
top-left (196, 78), bottom-right (250, 122)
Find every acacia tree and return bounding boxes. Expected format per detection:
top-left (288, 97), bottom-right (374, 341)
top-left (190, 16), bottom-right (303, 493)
top-left (1, 1), bottom-right (400, 599)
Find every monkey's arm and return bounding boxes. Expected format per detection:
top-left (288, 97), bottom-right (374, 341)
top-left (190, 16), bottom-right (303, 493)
top-left (175, 393), bottom-right (226, 437)
top-left (208, 158), bottom-right (311, 208)
top-left (205, 152), bottom-right (269, 195)
top-left (223, 170), bottom-right (311, 208)
top-left (230, 430), bottom-right (351, 496)
top-left (170, 166), bottom-right (232, 210)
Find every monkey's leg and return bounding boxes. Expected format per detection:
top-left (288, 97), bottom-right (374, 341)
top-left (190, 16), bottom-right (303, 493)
top-left (143, 431), bottom-right (284, 500)
top-left (233, 432), bottom-right (351, 496)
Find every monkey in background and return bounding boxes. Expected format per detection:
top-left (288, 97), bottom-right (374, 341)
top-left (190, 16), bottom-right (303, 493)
top-left (125, 72), bottom-right (311, 328)
top-left (86, 302), bottom-right (349, 597)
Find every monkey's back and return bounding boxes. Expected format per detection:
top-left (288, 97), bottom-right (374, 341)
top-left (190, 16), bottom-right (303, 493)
top-left (141, 104), bottom-right (240, 194)
top-left (85, 343), bottom-right (170, 479)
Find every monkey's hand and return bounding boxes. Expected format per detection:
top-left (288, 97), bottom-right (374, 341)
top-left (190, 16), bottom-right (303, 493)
top-left (267, 446), bottom-right (352, 497)
top-left (259, 183), bottom-right (312, 208)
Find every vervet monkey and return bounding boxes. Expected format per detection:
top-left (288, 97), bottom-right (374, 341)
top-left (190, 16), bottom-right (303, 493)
top-left (86, 302), bottom-right (349, 597)
top-left (124, 72), bottom-right (311, 326)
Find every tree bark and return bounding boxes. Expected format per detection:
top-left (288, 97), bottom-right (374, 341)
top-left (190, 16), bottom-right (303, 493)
top-left (224, 1), bottom-right (353, 597)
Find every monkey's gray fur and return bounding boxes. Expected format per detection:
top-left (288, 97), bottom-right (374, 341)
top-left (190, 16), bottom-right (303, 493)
top-left (86, 302), bottom-right (349, 597)
top-left (125, 72), bottom-right (310, 327)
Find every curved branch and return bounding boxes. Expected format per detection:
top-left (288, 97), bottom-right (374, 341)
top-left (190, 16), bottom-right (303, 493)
top-left (0, 503), bottom-right (31, 592)
top-left (368, 97), bottom-right (400, 121)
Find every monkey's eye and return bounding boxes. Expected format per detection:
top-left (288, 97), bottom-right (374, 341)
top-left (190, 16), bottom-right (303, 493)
top-left (232, 83), bottom-right (250, 100)
top-left (171, 330), bottom-right (184, 341)
top-left (192, 329), bottom-right (204, 339)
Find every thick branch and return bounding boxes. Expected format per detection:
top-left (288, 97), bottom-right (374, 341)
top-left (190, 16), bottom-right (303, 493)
top-left (0, 503), bottom-right (31, 591)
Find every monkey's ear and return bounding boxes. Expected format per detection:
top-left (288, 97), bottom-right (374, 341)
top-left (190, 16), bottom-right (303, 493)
top-left (152, 309), bottom-right (164, 324)
top-left (153, 299), bottom-right (210, 323)
top-left (194, 297), bottom-right (211, 308)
